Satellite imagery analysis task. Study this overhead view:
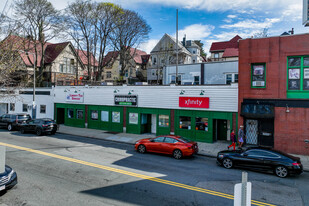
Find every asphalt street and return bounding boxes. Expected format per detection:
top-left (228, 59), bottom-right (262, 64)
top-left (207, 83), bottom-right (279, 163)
top-left (0, 129), bottom-right (308, 206)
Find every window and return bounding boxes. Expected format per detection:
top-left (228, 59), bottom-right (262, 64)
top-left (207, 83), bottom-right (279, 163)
top-left (106, 72), bottom-right (112, 78)
top-left (287, 57), bottom-right (309, 94)
top-left (60, 64), bottom-right (64, 73)
top-left (179, 116), bottom-right (191, 130)
top-left (91, 110), bottom-right (98, 120)
top-left (101, 111), bottom-right (109, 122)
top-left (112, 111), bottom-right (120, 123)
top-left (68, 109), bottom-right (74, 118)
top-left (10, 103), bottom-right (15, 111)
top-left (235, 74), bottom-right (239, 83)
top-left (194, 76), bottom-right (199, 85)
top-left (40, 105), bottom-right (46, 114)
top-left (158, 115), bottom-right (169, 127)
top-left (251, 64), bottom-right (266, 88)
top-left (193, 50), bottom-right (196, 54)
top-left (164, 137), bottom-right (177, 143)
top-left (76, 110), bottom-right (83, 119)
top-left (129, 113), bottom-right (138, 124)
top-left (225, 73), bottom-right (238, 84)
top-left (153, 57), bottom-right (157, 65)
top-left (226, 74), bottom-right (232, 84)
top-left (153, 136), bottom-right (165, 142)
top-left (125, 70), bottom-right (128, 77)
top-left (214, 53), bottom-right (219, 58)
top-left (171, 75), bottom-right (181, 84)
top-left (23, 104), bottom-right (28, 112)
top-left (195, 117), bottom-right (208, 131)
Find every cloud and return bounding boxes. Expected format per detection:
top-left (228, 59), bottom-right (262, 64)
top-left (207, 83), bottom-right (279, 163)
top-left (176, 24), bottom-right (215, 40)
top-left (139, 39), bottom-right (160, 53)
top-left (220, 18), bottom-right (281, 29)
top-left (227, 15), bottom-right (237, 19)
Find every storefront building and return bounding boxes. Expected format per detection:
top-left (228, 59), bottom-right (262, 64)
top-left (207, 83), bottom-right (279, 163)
top-left (54, 84), bottom-right (238, 143)
top-left (238, 33), bottom-right (309, 155)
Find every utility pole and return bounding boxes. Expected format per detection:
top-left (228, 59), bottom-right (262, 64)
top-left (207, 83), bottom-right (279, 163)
top-left (31, 52), bottom-right (36, 119)
top-left (175, 9), bottom-right (179, 85)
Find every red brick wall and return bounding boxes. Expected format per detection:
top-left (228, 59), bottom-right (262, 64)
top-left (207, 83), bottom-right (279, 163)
top-left (238, 34), bottom-right (309, 155)
top-left (275, 107), bottom-right (309, 155)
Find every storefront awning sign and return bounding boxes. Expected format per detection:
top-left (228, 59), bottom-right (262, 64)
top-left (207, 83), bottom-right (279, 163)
top-left (66, 92), bottom-right (84, 103)
top-left (179, 97), bottom-right (209, 108)
top-left (115, 95), bottom-right (137, 106)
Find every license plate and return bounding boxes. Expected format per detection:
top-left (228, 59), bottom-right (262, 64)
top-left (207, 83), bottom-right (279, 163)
top-left (0, 185), bottom-right (5, 191)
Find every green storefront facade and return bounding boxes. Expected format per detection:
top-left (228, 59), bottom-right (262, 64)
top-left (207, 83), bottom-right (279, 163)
top-left (55, 103), bottom-right (237, 143)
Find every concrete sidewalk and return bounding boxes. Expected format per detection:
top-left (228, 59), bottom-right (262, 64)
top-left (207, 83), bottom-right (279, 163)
top-left (58, 125), bottom-right (309, 172)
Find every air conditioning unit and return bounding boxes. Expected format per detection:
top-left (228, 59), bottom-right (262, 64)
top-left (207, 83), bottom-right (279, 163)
top-left (252, 81), bottom-right (265, 87)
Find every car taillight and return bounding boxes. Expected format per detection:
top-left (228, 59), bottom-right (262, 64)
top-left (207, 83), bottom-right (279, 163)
top-left (292, 162), bottom-right (301, 166)
top-left (42, 124), bottom-right (48, 127)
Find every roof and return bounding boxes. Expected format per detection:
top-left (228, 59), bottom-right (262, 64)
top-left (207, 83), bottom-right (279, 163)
top-left (222, 48), bottom-right (239, 58)
top-left (103, 48), bottom-right (148, 66)
top-left (76, 49), bottom-right (99, 67)
top-left (209, 35), bottom-right (242, 52)
top-left (45, 42), bottom-right (70, 64)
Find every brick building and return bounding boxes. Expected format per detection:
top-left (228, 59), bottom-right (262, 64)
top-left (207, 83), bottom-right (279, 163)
top-left (238, 33), bottom-right (309, 155)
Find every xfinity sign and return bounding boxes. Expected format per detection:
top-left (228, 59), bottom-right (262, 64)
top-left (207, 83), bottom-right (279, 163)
top-left (179, 97), bottom-right (209, 108)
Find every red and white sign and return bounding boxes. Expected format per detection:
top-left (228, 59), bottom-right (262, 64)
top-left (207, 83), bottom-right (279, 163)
top-left (179, 97), bottom-right (209, 108)
top-left (66, 92), bottom-right (84, 103)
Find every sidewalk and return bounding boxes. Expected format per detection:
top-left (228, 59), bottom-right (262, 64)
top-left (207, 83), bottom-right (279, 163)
top-left (58, 125), bottom-right (309, 172)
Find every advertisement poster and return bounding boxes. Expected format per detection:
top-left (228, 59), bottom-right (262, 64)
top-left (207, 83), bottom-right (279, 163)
top-left (253, 65), bottom-right (264, 75)
top-left (289, 69), bottom-right (300, 79)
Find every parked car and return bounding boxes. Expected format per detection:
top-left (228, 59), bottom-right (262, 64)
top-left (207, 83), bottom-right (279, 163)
top-left (0, 113), bottom-right (31, 131)
top-left (19, 118), bottom-right (58, 136)
top-left (0, 165), bottom-right (17, 192)
top-left (217, 147), bottom-right (303, 178)
top-left (135, 135), bottom-right (198, 159)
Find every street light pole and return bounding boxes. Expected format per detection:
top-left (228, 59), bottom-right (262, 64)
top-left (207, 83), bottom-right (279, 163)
top-left (32, 52), bottom-right (36, 119)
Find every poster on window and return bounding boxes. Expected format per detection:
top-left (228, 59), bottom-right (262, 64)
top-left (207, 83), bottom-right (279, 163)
top-left (253, 65), bottom-right (264, 75)
top-left (112, 112), bottom-right (120, 123)
top-left (129, 113), bottom-right (138, 124)
top-left (101, 111), bottom-right (109, 122)
top-left (304, 80), bottom-right (309, 90)
top-left (289, 69), bottom-right (300, 79)
top-left (91, 111), bottom-right (98, 120)
top-left (304, 69), bottom-right (309, 79)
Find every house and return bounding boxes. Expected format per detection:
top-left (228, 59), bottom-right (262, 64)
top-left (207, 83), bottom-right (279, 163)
top-left (76, 49), bottom-right (99, 81)
top-left (238, 33), bottom-right (309, 156)
top-left (209, 35), bottom-right (241, 62)
top-left (0, 35), bottom-right (102, 86)
top-left (102, 48), bottom-right (150, 84)
top-left (148, 34), bottom-right (203, 84)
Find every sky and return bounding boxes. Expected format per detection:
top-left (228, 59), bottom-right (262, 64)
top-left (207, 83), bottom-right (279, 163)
top-left (1, 0), bottom-right (308, 55)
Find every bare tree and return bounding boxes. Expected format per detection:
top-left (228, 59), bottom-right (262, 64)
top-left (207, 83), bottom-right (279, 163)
top-left (253, 28), bottom-right (269, 38)
top-left (13, 0), bottom-right (63, 87)
top-left (109, 9), bottom-right (151, 83)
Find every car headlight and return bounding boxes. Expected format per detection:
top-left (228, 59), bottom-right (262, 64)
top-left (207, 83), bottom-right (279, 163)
top-left (218, 154), bottom-right (224, 159)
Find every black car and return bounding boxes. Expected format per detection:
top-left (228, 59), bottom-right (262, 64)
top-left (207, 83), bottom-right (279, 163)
top-left (217, 147), bottom-right (303, 178)
top-left (19, 118), bottom-right (58, 136)
top-left (0, 113), bottom-right (31, 131)
top-left (0, 165), bottom-right (17, 192)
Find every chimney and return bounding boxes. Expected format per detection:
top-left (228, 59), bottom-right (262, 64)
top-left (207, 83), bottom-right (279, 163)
top-left (182, 35), bottom-right (186, 46)
top-left (289, 28), bottom-right (294, 35)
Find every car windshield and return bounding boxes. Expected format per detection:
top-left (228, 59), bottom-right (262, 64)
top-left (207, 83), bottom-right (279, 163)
top-left (18, 115), bottom-right (30, 120)
top-left (44, 120), bottom-right (54, 124)
top-left (178, 136), bottom-right (191, 143)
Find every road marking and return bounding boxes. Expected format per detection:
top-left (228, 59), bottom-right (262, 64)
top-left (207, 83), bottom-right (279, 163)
top-left (0, 142), bottom-right (275, 206)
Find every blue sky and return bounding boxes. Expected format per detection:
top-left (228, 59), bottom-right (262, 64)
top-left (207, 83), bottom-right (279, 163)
top-left (1, 0), bottom-right (307, 55)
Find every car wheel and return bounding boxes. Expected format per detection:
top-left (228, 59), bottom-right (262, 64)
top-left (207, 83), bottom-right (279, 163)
top-left (36, 129), bottom-right (42, 136)
top-left (275, 166), bottom-right (288, 178)
top-left (138, 145), bottom-right (146, 153)
top-left (222, 158), bottom-right (233, 169)
top-left (20, 128), bottom-right (25, 134)
top-left (7, 124), bottom-right (12, 131)
top-left (173, 149), bottom-right (183, 159)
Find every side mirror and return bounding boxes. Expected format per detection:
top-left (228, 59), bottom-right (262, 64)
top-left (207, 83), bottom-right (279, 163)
top-left (150, 139), bottom-right (154, 142)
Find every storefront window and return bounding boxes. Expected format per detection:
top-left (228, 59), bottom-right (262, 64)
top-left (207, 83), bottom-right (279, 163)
top-left (159, 115), bottom-right (169, 127)
top-left (76, 110), bottom-right (83, 119)
top-left (101, 111), bottom-right (109, 122)
top-left (251, 64), bottom-right (266, 88)
top-left (91, 110), bottom-right (98, 120)
top-left (129, 113), bottom-right (138, 124)
top-left (287, 56), bottom-right (309, 94)
top-left (179, 116), bottom-right (191, 130)
top-left (112, 111), bottom-right (120, 123)
top-left (195, 117), bottom-right (208, 131)
top-left (68, 109), bottom-right (74, 118)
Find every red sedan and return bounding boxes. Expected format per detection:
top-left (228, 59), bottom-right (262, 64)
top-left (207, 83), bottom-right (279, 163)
top-left (135, 135), bottom-right (198, 159)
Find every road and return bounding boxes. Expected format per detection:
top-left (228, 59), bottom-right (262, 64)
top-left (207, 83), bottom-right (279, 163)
top-left (0, 129), bottom-right (308, 206)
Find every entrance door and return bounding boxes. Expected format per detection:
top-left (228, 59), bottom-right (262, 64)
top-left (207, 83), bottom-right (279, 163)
top-left (213, 119), bottom-right (227, 141)
top-left (245, 119), bottom-right (258, 145)
top-left (151, 114), bottom-right (156, 134)
top-left (57, 108), bottom-right (65, 124)
top-left (259, 119), bottom-right (274, 147)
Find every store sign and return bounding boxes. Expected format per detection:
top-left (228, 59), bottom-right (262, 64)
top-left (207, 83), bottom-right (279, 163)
top-left (66, 92), bottom-right (84, 103)
top-left (179, 97), bottom-right (209, 108)
top-left (115, 95), bottom-right (137, 106)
